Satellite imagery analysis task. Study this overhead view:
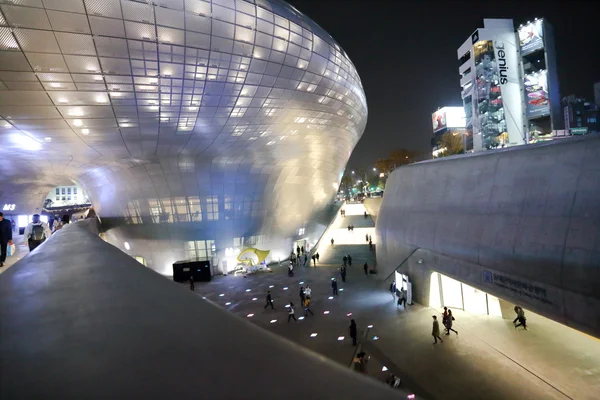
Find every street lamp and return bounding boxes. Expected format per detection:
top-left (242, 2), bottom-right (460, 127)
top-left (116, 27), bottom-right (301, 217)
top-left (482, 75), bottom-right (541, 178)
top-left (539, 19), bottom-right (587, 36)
top-left (373, 167), bottom-right (376, 171)
top-left (351, 171), bottom-right (355, 174)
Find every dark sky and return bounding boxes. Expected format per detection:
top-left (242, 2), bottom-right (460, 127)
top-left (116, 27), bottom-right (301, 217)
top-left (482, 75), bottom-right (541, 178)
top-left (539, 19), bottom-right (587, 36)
top-left (287, 0), bottom-right (600, 169)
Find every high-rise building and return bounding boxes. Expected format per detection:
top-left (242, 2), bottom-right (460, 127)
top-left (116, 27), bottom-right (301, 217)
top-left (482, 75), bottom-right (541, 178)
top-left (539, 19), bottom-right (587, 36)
top-left (563, 95), bottom-right (599, 135)
top-left (457, 18), bottom-right (561, 152)
top-left (517, 19), bottom-right (562, 140)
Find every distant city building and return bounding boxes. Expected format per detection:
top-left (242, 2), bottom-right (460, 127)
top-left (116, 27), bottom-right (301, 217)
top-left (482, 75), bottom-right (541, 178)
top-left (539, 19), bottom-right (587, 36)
top-left (44, 185), bottom-right (90, 209)
top-left (456, 18), bottom-right (561, 152)
top-left (563, 95), bottom-right (599, 135)
top-left (431, 107), bottom-right (468, 157)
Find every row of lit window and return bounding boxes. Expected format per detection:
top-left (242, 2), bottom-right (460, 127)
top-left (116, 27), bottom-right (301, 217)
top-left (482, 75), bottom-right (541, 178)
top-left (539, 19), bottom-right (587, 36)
top-left (55, 187), bottom-right (78, 195)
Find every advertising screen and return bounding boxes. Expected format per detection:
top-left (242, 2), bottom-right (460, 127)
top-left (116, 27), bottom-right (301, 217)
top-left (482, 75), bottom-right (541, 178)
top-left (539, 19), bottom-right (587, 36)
top-left (432, 109), bottom-right (447, 132)
top-left (519, 20), bottom-right (544, 56)
top-left (524, 70), bottom-right (550, 119)
top-left (432, 107), bottom-right (465, 132)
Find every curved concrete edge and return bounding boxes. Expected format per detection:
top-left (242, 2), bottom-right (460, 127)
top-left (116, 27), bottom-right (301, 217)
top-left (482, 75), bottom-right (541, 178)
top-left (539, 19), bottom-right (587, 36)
top-left (375, 135), bottom-right (600, 338)
top-left (0, 220), bottom-right (408, 399)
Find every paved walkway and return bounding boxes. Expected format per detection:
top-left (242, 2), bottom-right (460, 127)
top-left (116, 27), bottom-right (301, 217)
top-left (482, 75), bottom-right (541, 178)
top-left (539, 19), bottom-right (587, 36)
top-left (0, 234), bottom-right (27, 274)
top-left (195, 202), bottom-right (600, 399)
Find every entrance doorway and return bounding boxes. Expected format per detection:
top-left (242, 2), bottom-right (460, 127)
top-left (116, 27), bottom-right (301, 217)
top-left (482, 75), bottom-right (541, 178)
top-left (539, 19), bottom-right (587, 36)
top-left (429, 272), bottom-right (502, 317)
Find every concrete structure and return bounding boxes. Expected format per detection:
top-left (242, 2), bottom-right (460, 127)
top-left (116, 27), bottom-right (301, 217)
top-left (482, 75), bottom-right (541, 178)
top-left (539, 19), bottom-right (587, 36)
top-left (376, 135), bottom-right (600, 338)
top-left (0, 0), bottom-right (367, 276)
top-left (0, 219), bottom-right (402, 399)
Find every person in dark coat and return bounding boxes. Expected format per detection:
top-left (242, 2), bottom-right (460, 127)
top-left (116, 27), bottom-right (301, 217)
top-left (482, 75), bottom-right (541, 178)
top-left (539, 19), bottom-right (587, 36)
top-left (0, 212), bottom-right (14, 267)
top-left (363, 262), bottom-right (368, 275)
top-left (349, 319), bottom-right (358, 346)
top-left (343, 255), bottom-right (347, 266)
top-left (316, 252), bottom-right (320, 262)
top-left (299, 286), bottom-right (305, 305)
top-left (264, 290), bottom-right (274, 310)
top-left (331, 278), bottom-right (338, 295)
top-left (340, 265), bottom-right (347, 282)
top-left (188, 276), bottom-right (195, 291)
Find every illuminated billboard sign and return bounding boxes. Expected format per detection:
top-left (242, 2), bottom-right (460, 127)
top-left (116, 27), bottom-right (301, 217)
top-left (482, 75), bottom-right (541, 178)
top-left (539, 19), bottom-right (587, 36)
top-left (432, 107), bottom-right (466, 133)
top-left (518, 20), bottom-right (544, 56)
top-left (524, 70), bottom-right (550, 119)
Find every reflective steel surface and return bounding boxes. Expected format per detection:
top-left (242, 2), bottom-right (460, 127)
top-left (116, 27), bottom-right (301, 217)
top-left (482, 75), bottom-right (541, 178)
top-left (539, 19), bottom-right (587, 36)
top-left (0, 0), bottom-right (367, 273)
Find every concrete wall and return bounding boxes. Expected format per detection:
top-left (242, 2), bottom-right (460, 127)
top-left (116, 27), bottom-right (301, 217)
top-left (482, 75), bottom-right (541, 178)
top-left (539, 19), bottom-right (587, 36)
top-left (376, 136), bottom-right (600, 338)
top-left (363, 197), bottom-right (382, 223)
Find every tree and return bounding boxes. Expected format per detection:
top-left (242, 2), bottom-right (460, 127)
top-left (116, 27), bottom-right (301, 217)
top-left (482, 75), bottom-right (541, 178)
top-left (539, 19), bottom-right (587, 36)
top-left (436, 131), bottom-right (465, 157)
top-left (340, 174), bottom-right (353, 194)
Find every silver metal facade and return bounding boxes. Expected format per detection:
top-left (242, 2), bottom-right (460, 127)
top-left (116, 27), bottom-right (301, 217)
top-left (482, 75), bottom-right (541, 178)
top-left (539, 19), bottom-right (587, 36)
top-left (0, 0), bottom-right (367, 274)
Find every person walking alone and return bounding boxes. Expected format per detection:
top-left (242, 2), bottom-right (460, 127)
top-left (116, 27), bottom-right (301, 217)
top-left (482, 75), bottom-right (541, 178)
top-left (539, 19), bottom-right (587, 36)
top-left (264, 290), bottom-right (274, 310)
top-left (0, 212), bottom-right (14, 268)
top-left (340, 265), bottom-right (347, 282)
top-left (304, 285), bottom-right (312, 300)
top-left (299, 286), bottom-right (305, 306)
top-left (288, 262), bottom-right (294, 277)
top-left (332, 278), bottom-right (338, 295)
top-left (188, 276), bottom-right (195, 291)
top-left (513, 306), bottom-right (527, 330)
top-left (347, 254), bottom-right (352, 266)
top-left (365, 233), bottom-right (369, 243)
top-left (316, 252), bottom-right (320, 263)
top-left (23, 214), bottom-right (51, 252)
top-left (343, 255), bottom-right (347, 266)
top-left (349, 319), bottom-right (358, 346)
top-left (363, 262), bottom-right (368, 275)
top-left (288, 302), bottom-right (297, 322)
top-left (432, 315), bottom-right (444, 344)
top-left (331, 238), bottom-right (335, 246)
top-left (445, 309), bottom-right (458, 335)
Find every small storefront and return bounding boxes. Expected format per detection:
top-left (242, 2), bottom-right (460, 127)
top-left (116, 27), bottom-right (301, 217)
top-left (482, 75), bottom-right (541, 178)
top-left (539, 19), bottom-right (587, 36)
top-left (429, 272), bottom-right (502, 316)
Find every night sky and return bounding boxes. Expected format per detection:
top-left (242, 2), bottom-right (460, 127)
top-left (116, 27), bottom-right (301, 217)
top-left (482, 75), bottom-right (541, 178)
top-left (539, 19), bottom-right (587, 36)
top-left (288, 0), bottom-right (600, 169)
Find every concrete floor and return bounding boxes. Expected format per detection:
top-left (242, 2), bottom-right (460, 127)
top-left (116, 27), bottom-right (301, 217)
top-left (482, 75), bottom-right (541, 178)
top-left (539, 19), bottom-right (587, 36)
top-left (195, 202), bottom-right (600, 400)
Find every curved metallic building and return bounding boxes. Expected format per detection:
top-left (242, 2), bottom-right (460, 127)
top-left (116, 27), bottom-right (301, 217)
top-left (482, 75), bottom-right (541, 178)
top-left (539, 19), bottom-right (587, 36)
top-left (0, 0), bottom-right (367, 274)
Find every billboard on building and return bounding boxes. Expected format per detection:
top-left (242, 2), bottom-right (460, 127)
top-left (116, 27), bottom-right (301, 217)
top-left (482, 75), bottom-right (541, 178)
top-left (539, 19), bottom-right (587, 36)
top-left (432, 107), bottom-right (465, 132)
top-left (524, 70), bottom-right (550, 118)
top-left (518, 20), bottom-right (544, 56)
top-left (432, 109), bottom-right (447, 132)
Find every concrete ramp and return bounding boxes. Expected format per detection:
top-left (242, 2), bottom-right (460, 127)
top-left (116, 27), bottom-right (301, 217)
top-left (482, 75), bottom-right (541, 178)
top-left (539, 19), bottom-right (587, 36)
top-left (0, 220), bottom-right (403, 399)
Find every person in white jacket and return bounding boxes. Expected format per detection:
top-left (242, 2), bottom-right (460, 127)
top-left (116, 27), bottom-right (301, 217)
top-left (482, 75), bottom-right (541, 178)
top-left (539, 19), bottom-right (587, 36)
top-left (23, 214), bottom-right (52, 251)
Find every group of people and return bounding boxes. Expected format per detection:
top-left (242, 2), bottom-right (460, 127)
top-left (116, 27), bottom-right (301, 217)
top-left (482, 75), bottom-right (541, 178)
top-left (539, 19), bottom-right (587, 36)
top-left (0, 213), bottom-right (73, 267)
top-left (286, 285), bottom-right (314, 321)
top-left (346, 224), bottom-right (355, 231)
top-left (390, 281), bottom-right (408, 307)
top-left (340, 209), bottom-right (346, 217)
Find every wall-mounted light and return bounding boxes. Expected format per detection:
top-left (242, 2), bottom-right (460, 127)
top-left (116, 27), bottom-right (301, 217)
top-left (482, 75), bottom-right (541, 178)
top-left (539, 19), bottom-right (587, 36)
top-left (124, 242), bottom-right (130, 251)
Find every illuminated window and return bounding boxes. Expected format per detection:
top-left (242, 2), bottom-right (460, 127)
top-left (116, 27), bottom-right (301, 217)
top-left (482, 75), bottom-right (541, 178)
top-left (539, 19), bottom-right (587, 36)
top-left (126, 200), bottom-right (141, 224)
top-left (188, 196), bottom-right (202, 222)
top-left (206, 196), bottom-right (219, 221)
top-left (56, 196), bottom-right (59, 201)
top-left (74, 188), bottom-right (77, 195)
top-left (224, 195), bottom-right (232, 220)
top-left (55, 188), bottom-right (59, 195)
top-left (67, 188), bottom-right (71, 194)
top-left (148, 199), bottom-right (163, 223)
top-left (173, 197), bottom-right (189, 222)
top-left (62, 196), bottom-right (66, 201)
top-left (160, 198), bottom-right (174, 223)
top-left (62, 188), bottom-right (66, 195)
top-left (186, 240), bottom-right (215, 260)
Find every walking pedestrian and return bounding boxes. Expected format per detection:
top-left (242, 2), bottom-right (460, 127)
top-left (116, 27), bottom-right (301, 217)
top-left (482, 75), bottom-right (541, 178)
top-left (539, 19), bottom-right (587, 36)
top-left (299, 286), bottom-right (305, 305)
top-left (0, 212), bottom-right (14, 268)
top-left (343, 255), bottom-right (347, 266)
top-left (347, 254), bottom-right (352, 266)
top-left (311, 255), bottom-right (316, 266)
top-left (397, 287), bottom-right (406, 307)
top-left (23, 214), bottom-right (51, 251)
top-left (288, 302), bottom-right (297, 322)
top-left (288, 262), bottom-right (294, 277)
top-left (364, 211), bottom-right (367, 219)
top-left (349, 319), bottom-right (358, 346)
top-left (432, 315), bottom-right (444, 344)
top-left (445, 309), bottom-right (458, 335)
top-left (365, 233), bottom-right (369, 242)
top-left (316, 252), bottom-right (320, 262)
top-left (340, 265), bottom-right (347, 282)
top-left (442, 307), bottom-right (449, 329)
top-left (189, 276), bottom-right (195, 291)
top-left (264, 290), bottom-right (274, 310)
top-left (331, 238), bottom-right (334, 246)
top-left (513, 306), bottom-right (527, 330)
top-left (304, 254), bottom-right (308, 266)
top-left (369, 240), bottom-right (373, 252)
top-left (301, 246), bottom-right (305, 254)
top-left (363, 262), bottom-right (368, 275)
top-left (303, 297), bottom-right (314, 317)
top-left (304, 285), bottom-right (312, 300)
top-left (332, 278), bottom-right (338, 295)
top-left (390, 281), bottom-right (396, 299)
